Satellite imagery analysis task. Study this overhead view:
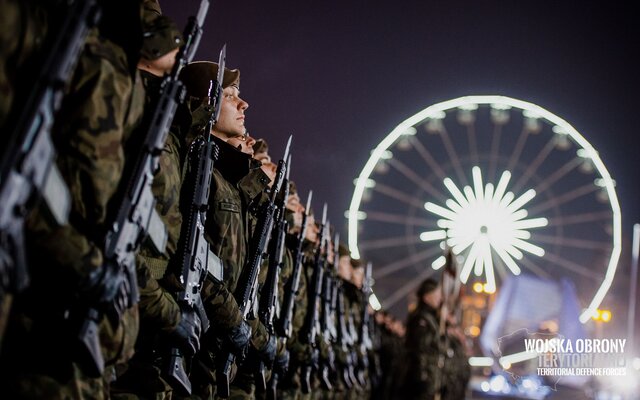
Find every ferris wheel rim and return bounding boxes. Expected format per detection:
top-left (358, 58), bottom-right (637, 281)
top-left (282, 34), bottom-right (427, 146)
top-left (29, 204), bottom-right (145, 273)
top-left (347, 94), bottom-right (621, 324)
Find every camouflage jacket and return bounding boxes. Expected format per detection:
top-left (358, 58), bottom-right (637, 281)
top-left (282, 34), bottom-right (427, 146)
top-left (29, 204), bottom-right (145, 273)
top-left (17, 28), bottom-right (143, 379)
top-left (403, 302), bottom-right (441, 399)
top-left (201, 136), bottom-right (269, 335)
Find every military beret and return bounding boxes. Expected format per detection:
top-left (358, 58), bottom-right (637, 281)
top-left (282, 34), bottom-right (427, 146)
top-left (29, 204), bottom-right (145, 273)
top-left (416, 277), bottom-right (439, 298)
top-left (141, 2), bottom-right (183, 60)
top-left (179, 61), bottom-right (241, 100)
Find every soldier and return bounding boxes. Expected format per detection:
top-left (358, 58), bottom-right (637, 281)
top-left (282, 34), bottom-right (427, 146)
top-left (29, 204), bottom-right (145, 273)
top-left (1, 1), bottom-right (156, 397)
top-left (280, 207), bottom-right (318, 400)
top-left (403, 277), bottom-right (443, 400)
top-left (107, 3), bottom-right (219, 398)
top-left (176, 61), bottom-right (277, 400)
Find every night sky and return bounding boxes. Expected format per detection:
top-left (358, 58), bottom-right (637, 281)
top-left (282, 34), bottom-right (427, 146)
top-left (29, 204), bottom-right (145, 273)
top-left (164, 1), bottom-right (639, 321)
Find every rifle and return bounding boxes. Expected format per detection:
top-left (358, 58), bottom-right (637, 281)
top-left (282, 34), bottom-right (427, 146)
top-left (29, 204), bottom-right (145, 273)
top-left (257, 154), bottom-right (291, 397)
top-left (75, 0), bottom-right (210, 377)
top-left (0, 0), bottom-right (99, 303)
top-left (299, 204), bottom-right (328, 394)
top-left (162, 44), bottom-right (226, 396)
top-left (275, 190), bottom-right (313, 339)
top-left (355, 262), bottom-right (373, 387)
top-left (216, 136), bottom-right (292, 398)
top-left (336, 279), bottom-right (355, 389)
top-left (318, 232), bottom-right (339, 390)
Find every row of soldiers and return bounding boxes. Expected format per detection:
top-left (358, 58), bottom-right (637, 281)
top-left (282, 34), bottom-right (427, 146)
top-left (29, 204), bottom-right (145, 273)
top-left (0, 0), bottom-right (387, 399)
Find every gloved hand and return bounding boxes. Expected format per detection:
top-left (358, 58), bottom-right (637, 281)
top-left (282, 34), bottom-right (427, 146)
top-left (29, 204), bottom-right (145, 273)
top-left (256, 333), bottom-right (277, 367)
top-left (224, 319), bottom-right (252, 359)
top-left (168, 306), bottom-right (202, 357)
top-left (80, 259), bottom-right (125, 305)
top-left (273, 348), bottom-right (290, 374)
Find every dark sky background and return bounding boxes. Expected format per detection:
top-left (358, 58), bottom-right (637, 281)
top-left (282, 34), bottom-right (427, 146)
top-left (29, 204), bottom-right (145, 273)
top-left (164, 1), bottom-right (639, 324)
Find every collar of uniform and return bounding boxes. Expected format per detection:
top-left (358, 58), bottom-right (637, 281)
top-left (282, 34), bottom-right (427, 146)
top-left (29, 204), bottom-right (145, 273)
top-left (211, 135), bottom-right (252, 184)
top-left (418, 300), bottom-right (439, 317)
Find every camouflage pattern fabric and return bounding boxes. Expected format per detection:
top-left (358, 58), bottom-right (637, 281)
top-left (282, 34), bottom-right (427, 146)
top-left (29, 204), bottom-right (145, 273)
top-left (402, 302), bottom-right (441, 400)
top-left (2, 20), bottom-right (144, 397)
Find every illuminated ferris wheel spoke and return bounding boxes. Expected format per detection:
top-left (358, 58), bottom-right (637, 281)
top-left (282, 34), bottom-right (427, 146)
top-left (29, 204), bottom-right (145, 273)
top-left (544, 252), bottom-right (602, 281)
top-left (438, 125), bottom-right (468, 185)
top-left (424, 202), bottom-right (458, 221)
top-left (382, 267), bottom-right (436, 309)
top-left (492, 171), bottom-right (512, 206)
top-left (488, 124), bottom-right (503, 182)
top-left (444, 178), bottom-right (470, 208)
top-left (510, 237), bottom-right (545, 257)
top-left (375, 247), bottom-right (441, 279)
top-left (386, 157), bottom-right (447, 202)
top-left (512, 138), bottom-right (557, 193)
top-left (472, 167), bottom-right (485, 203)
top-left (534, 157), bottom-right (583, 193)
top-left (373, 183), bottom-right (425, 209)
top-left (534, 234), bottom-right (613, 251)
top-left (365, 211), bottom-right (432, 227)
top-left (491, 242), bottom-right (523, 275)
top-left (465, 123), bottom-right (479, 166)
top-left (529, 184), bottom-right (599, 215)
top-left (409, 136), bottom-right (448, 181)
top-left (546, 211), bottom-right (612, 227)
top-left (506, 127), bottom-right (532, 173)
top-left (484, 248), bottom-right (497, 292)
top-left (506, 189), bottom-right (537, 213)
top-left (360, 235), bottom-right (425, 251)
top-left (519, 257), bottom-right (552, 280)
top-left (460, 241), bottom-right (481, 283)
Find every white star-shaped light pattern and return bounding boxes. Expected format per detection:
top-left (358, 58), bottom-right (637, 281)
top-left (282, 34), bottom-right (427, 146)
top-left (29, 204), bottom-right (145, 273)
top-left (421, 167), bottom-right (548, 292)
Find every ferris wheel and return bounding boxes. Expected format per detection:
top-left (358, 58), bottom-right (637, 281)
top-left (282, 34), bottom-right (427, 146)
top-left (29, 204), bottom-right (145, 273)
top-left (347, 95), bottom-right (620, 323)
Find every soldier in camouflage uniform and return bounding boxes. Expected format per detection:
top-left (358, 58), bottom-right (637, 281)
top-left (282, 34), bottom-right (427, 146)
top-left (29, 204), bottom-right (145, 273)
top-left (105, 3), bottom-right (211, 399)
top-left (0, 1), bottom-right (153, 398)
top-left (0, 0), bottom-right (49, 349)
top-left (175, 61), bottom-right (278, 400)
top-left (280, 209), bottom-right (318, 400)
top-left (403, 278), bottom-right (443, 400)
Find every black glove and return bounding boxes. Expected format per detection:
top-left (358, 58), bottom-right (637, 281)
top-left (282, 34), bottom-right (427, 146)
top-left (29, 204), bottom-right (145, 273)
top-left (257, 333), bottom-right (277, 366)
top-left (225, 320), bottom-right (252, 359)
top-left (80, 259), bottom-right (125, 305)
top-left (273, 348), bottom-right (290, 374)
top-left (168, 306), bottom-right (202, 357)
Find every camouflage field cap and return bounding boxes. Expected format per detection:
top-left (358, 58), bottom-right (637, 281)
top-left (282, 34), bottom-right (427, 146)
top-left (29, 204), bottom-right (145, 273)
top-left (179, 61), bottom-right (241, 100)
top-left (338, 243), bottom-right (350, 258)
top-left (141, 0), bottom-right (183, 60)
top-left (350, 257), bottom-right (363, 269)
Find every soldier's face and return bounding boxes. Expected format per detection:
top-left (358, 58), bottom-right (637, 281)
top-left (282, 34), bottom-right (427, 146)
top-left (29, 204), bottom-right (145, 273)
top-left (337, 255), bottom-right (352, 281)
top-left (352, 267), bottom-right (364, 288)
top-left (227, 136), bottom-right (254, 156)
top-left (422, 286), bottom-right (442, 309)
top-left (305, 214), bottom-right (318, 243)
top-left (212, 86), bottom-right (248, 139)
top-left (286, 193), bottom-right (304, 232)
